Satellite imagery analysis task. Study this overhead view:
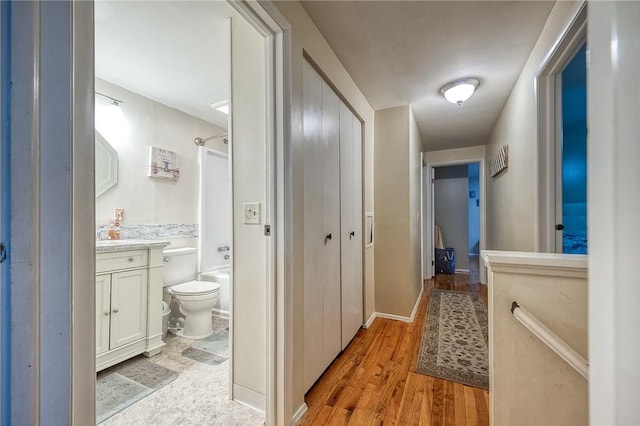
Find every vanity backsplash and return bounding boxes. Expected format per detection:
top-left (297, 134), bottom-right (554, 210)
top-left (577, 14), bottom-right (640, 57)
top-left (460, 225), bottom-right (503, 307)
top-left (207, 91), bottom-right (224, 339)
top-left (96, 223), bottom-right (198, 240)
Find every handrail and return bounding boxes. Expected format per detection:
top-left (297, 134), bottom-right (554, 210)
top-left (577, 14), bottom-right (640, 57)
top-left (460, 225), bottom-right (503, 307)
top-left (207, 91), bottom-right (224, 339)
top-left (511, 301), bottom-right (589, 380)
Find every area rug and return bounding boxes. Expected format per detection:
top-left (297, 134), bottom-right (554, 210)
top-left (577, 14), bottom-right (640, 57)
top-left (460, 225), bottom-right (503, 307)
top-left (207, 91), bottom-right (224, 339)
top-left (96, 357), bottom-right (178, 424)
top-left (415, 289), bottom-right (489, 389)
top-left (181, 328), bottom-right (229, 366)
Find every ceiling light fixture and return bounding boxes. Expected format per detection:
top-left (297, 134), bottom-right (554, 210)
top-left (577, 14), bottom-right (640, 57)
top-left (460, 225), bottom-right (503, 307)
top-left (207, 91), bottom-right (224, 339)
top-left (210, 100), bottom-right (229, 115)
top-left (440, 78), bottom-right (480, 105)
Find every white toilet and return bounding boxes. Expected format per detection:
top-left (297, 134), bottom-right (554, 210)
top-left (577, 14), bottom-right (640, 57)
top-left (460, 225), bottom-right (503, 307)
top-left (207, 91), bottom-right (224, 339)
top-left (163, 247), bottom-right (220, 339)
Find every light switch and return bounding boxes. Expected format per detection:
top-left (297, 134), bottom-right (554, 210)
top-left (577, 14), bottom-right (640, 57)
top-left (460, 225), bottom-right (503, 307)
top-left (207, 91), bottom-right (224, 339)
top-left (243, 202), bottom-right (261, 224)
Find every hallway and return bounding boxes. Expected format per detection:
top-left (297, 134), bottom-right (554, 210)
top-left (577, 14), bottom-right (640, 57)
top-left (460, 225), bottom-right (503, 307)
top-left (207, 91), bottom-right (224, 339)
top-left (300, 273), bottom-right (488, 425)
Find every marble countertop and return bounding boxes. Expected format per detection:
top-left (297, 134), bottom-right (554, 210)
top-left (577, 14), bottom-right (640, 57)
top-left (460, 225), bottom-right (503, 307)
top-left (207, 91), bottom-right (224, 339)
top-left (96, 239), bottom-right (171, 253)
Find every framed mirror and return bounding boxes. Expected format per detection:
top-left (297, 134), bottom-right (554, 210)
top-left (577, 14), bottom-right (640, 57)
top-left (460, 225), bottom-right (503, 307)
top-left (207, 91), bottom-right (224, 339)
top-left (95, 131), bottom-right (118, 197)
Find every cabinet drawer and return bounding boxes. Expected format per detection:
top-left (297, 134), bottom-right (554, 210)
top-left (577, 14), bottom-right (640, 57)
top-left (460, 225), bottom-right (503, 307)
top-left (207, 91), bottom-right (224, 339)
top-left (96, 250), bottom-right (148, 273)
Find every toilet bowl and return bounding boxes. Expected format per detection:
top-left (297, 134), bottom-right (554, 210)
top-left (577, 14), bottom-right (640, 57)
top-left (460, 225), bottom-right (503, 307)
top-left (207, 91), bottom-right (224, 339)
top-left (162, 247), bottom-right (220, 339)
top-left (167, 280), bottom-right (220, 339)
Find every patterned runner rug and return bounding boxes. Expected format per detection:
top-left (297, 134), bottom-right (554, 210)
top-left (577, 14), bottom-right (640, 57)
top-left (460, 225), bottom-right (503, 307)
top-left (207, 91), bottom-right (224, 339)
top-left (415, 289), bottom-right (489, 389)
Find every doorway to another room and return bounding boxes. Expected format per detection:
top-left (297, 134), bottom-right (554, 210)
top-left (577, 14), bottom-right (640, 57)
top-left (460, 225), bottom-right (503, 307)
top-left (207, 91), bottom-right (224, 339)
top-left (93, 1), bottom-right (275, 424)
top-left (432, 163), bottom-right (481, 283)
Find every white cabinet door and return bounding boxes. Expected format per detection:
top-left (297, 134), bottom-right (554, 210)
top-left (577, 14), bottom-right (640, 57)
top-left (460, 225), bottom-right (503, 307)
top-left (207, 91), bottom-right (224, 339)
top-left (340, 105), bottom-right (364, 349)
top-left (96, 274), bottom-right (111, 356)
top-left (109, 269), bottom-right (148, 349)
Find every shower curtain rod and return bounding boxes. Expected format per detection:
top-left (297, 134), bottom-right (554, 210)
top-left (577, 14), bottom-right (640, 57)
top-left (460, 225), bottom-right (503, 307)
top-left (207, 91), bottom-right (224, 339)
top-left (194, 133), bottom-right (228, 146)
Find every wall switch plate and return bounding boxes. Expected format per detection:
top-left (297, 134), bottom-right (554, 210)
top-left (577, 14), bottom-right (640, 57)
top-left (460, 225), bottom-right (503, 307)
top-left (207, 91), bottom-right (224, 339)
top-left (243, 202), bottom-right (261, 224)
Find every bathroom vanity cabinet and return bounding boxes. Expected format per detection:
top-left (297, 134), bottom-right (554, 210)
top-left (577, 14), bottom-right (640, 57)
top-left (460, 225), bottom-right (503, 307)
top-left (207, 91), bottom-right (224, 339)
top-left (95, 240), bottom-right (170, 372)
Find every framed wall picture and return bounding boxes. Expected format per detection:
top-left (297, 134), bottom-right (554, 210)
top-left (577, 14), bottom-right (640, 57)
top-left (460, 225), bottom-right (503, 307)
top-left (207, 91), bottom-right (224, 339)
top-left (149, 146), bottom-right (180, 181)
top-left (365, 212), bottom-right (374, 248)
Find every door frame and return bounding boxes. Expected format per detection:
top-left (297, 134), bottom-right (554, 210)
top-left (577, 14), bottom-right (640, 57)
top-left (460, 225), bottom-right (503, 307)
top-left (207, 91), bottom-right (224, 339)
top-left (535, 2), bottom-right (586, 253)
top-left (2, 1), bottom-right (292, 424)
top-left (226, 2), bottom-right (292, 424)
top-left (424, 158), bottom-right (487, 284)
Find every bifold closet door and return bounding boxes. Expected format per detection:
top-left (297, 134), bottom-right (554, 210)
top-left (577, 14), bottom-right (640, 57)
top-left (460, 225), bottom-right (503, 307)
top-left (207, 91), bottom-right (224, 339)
top-left (340, 105), bottom-right (363, 349)
top-left (302, 60), bottom-right (342, 391)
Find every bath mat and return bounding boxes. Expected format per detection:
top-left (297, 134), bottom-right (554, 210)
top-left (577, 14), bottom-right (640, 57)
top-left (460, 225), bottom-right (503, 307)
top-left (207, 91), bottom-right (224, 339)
top-left (181, 328), bottom-right (230, 365)
top-left (415, 289), bottom-right (489, 389)
top-left (96, 357), bottom-right (178, 424)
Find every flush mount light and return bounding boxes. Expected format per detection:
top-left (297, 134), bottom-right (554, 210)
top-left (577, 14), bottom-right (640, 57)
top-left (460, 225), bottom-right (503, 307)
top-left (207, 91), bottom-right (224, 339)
top-left (210, 100), bottom-right (229, 115)
top-left (440, 78), bottom-right (480, 105)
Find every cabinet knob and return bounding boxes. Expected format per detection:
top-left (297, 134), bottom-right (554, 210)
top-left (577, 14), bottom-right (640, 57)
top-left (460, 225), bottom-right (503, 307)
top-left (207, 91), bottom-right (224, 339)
top-left (113, 308), bottom-right (119, 313)
top-left (325, 233), bottom-right (332, 242)
top-left (128, 257), bottom-right (135, 262)
top-left (104, 312), bottom-right (110, 316)
top-left (350, 230), bottom-right (355, 239)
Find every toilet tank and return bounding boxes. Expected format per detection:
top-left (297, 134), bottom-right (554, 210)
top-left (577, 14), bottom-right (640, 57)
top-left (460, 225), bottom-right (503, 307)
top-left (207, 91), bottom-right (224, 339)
top-left (163, 247), bottom-right (198, 286)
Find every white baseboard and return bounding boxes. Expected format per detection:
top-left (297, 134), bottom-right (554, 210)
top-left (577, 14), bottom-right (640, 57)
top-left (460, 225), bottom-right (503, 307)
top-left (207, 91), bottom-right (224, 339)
top-left (232, 383), bottom-right (265, 414)
top-left (364, 312), bottom-right (376, 329)
top-left (373, 281), bottom-right (424, 324)
top-left (292, 402), bottom-right (309, 425)
top-left (455, 268), bottom-right (470, 274)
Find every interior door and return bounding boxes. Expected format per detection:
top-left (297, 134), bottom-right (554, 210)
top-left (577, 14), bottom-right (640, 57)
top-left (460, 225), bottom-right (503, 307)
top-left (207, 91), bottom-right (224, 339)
top-left (555, 43), bottom-right (588, 254)
top-left (340, 104), bottom-right (363, 350)
top-left (321, 81), bottom-right (342, 364)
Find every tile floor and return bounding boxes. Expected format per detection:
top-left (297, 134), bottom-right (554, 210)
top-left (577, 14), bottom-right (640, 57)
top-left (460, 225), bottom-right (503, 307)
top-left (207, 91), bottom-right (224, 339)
top-left (100, 317), bottom-right (264, 426)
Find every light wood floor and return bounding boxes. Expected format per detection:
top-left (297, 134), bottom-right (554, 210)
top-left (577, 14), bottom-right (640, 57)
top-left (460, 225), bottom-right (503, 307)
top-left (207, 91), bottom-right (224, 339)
top-left (299, 271), bottom-right (489, 426)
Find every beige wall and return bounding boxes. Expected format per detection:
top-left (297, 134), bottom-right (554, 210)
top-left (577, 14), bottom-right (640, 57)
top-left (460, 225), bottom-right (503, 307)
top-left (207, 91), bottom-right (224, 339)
top-left (272, 0), bottom-right (376, 412)
top-left (483, 251), bottom-right (587, 425)
top-left (486, 1), bottom-right (584, 252)
top-left (374, 106), bottom-right (422, 317)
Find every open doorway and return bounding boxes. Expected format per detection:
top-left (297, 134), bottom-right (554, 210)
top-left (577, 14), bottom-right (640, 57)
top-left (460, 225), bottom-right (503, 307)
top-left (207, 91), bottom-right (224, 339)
top-left (93, 2), bottom-right (272, 424)
top-left (432, 163), bottom-right (481, 282)
top-left (422, 155), bottom-right (487, 285)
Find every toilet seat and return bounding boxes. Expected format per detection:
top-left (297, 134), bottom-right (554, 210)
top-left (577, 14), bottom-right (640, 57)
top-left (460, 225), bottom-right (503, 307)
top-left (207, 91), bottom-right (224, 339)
top-left (169, 280), bottom-right (220, 297)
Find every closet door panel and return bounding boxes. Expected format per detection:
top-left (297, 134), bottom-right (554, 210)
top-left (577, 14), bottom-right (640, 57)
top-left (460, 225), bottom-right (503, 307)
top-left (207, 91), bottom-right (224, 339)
top-left (340, 105), bottom-right (364, 349)
top-left (351, 115), bottom-right (363, 329)
top-left (302, 60), bottom-right (326, 390)
top-left (321, 83), bottom-right (342, 364)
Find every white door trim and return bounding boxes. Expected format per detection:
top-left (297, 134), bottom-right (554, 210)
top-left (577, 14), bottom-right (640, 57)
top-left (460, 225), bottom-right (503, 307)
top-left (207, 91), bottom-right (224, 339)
top-left (227, 2), bottom-right (292, 424)
top-left (535, 1), bottom-right (586, 253)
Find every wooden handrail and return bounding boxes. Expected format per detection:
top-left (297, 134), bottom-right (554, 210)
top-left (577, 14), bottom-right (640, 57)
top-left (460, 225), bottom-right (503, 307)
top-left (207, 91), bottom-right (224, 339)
top-left (511, 301), bottom-right (589, 380)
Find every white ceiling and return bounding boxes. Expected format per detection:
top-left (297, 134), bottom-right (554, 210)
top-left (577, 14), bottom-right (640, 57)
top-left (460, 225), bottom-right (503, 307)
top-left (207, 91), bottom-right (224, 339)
top-left (301, 0), bottom-right (555, 151)
top-left (95, 0), bottom-right (235, 129)
top-left (95, 1), bottom-right (555, 151)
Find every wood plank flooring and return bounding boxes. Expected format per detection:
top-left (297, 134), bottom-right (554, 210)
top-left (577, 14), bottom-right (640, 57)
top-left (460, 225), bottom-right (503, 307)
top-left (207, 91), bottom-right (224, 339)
top-left (299, 271), bottom-right (489, 426)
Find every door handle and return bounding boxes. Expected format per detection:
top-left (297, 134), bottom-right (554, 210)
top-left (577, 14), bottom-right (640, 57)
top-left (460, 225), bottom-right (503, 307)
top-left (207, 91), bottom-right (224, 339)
top-left (350, 230), bottom-right (355, 239)
top-left (325, 233), bottom-right (332, 242)
top-left (556, 224), bottom-right (565, 231)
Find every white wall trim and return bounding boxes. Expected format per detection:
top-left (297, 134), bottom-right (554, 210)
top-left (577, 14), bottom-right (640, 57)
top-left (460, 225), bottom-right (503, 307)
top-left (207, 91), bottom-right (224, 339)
top-left (292, 402), bottom-right (309, 425)
top-left (481, 250), bottom-right (587, 279)
top-left (364, 312), bottom-right (377, 329)
top-left (233, 383), bottom-right (266, 414)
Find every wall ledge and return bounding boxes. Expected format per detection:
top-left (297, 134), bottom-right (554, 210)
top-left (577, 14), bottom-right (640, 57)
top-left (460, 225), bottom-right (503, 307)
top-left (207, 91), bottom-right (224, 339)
top-left (482, 250), bottom-right (587, 278)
